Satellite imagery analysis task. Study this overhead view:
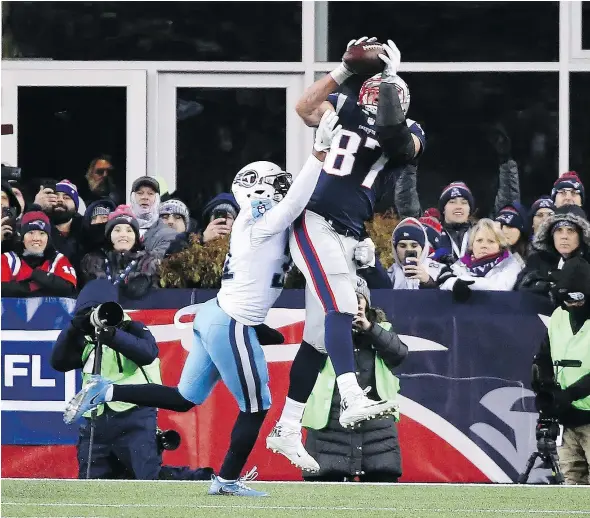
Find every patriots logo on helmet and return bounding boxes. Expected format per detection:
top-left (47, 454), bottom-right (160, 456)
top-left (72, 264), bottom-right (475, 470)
top-left (234, 170), bottom-right (259, 188)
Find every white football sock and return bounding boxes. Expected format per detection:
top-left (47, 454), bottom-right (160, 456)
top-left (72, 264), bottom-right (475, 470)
top-left (104, 385), bottom-right (114, 402)
top-left (278, 397), bottom-right (306, 429)
top-left (336, 372), bottom-right (362, 399)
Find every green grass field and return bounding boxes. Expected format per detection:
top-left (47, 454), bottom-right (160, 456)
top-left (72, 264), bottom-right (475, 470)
top-left (2, 479), bottom-right (589, 518)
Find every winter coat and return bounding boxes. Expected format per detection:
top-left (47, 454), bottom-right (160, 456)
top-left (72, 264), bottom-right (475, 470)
top-left (142, 219), bottom-right (177, 258)
top-left (79, 199), bottom-right (118, 260)
top-left (387, 217), bottom-right (443, 289)
top-left (439, 251), bottom-right (523, 292)
top-left (80, 247), bottom-right (161, 299)
top-left (516, 207), bottom-right (590, 297)
top-left (51, 212), bottom-right (86, 274)
top-left (303, 320), bottom-right (408, 480)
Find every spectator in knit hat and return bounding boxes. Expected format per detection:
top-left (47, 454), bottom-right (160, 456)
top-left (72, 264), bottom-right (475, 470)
top-left (79, 200), bottom-right (117, 271)
top-left (1, 211), bottom-right (77, 297)
top-left (438, 218), bottom-right (523, 302)
top-left (388, 218), bottom-right (442, 289)
top-left (517, 205), bottom-right (590, 299)
top-left (159, 199), bottom-right (191, 234)
top-left (494, 202), bottom-right (530, 264)
top-left (1, 180), bottom-right (23, 253)
top-left (436, 181), bottom-right (475, 265)
top-left (129, 176), bottom-right (177, 257)
top-left (34, 180), bottom-right (86, 275)
top-left (200, 193), bottom-right (239, 244)
top-left (529, 196), bottom-right (556, 237)
top-left (80, 205), bottom-right (161, 299)
top-left (552, 172), bottom-right (584, 209)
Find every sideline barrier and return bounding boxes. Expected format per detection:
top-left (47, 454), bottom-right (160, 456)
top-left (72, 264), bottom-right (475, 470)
top-left (1, 290), bottom-right (553, 482)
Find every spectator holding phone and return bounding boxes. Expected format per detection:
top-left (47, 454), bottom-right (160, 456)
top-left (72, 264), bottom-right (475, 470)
top-left (387, 218), bottom-right (441, 289)
top-left (200, 193), bottom-right (239, 244)
top-left (1, 180), bottom-right (22, 253)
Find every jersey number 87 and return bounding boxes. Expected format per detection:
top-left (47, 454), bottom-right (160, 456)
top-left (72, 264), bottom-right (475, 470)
top-left (323, 129), bottom-right (387, 189)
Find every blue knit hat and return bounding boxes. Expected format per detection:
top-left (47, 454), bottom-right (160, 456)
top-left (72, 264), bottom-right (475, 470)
top-left (551, 172), bottom-right (584, 204)
top-left (393, 220), bottom-right (426, 249)
top-left (439, 181), bottom-right (474, 214)
top-left (530, 196), bottom-right (556, 217)
top-left (56, 179), bottom-right (80, 211)
top-left (495, 205), bottom-right (525, 233)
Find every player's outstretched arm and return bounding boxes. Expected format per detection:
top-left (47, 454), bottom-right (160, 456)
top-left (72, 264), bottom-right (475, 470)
top-left (252, 111), bottom-right (341, 239)
top-left (296, 36), bottom-right (375, 127)
top-left (376, 40), bottom-right (422, 162)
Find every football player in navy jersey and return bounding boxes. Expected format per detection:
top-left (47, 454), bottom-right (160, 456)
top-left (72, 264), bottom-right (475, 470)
top-left (267, 38), bottom-right (425, 471)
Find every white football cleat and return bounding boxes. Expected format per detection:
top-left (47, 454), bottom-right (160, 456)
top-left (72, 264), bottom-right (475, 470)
top-left (339, 389), bottom-right (398, 429)
top-left (266, 423), bottom-right (320, 472)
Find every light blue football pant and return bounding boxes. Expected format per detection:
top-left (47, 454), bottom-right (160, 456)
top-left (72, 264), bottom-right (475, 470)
top-left (178, 298), bottom-right (271, 413)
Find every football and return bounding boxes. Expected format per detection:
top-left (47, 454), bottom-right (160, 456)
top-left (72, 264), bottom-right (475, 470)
top-left (342, 41), bottom-right (385, 76)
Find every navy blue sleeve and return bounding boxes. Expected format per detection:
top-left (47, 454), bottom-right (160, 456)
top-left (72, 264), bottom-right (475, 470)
top-left (108, 321), bottom-right (158, 366)
top-left (407, 119), bottom-right (426, 155)
top-left (50, 324), bottom-right (86, 372)
top-left (357, 255), bottom-right (394, 289)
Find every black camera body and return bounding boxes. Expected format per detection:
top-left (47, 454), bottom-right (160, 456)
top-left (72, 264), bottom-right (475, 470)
top-left (1, 165), bottom-right (22, 181)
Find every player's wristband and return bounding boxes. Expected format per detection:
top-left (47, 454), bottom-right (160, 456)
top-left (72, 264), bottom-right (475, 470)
top-left (330, 63), bottom-right (353, 85)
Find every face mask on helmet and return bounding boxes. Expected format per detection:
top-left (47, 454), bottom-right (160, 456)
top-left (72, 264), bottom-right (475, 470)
top-left (231, 161), bottom-right (292, 219)
top-left (358, 74), bottom-right (410, 117)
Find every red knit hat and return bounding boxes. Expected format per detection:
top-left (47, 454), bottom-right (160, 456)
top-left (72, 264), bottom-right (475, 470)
top-left (105, 205), bottom-right (140, 244)
top-left (21, 211), bottom-right (51, 236)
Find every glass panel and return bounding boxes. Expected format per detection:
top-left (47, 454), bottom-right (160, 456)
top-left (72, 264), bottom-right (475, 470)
top-left (328, 72), bottom-right (557, 216)
top-left (570, 73), bottom-right (590, 179)
top-left (323, 1), bottom-right (558, 62)
top-left (583, 1), bottom-right (590, 50)
top-left (17, 87), bottom-right (127, 205)
top-left (3, 1), bottom-right (301, 61)
top-left (175, 88), bottom-right (286, 219)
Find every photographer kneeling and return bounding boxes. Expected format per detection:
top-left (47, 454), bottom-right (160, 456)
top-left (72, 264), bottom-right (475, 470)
top-left (51, 279), bottom-right (212, 480)
top-left (301, 278), bottom-right (408, 482)
top-left (533, 257), bottom-right (590, 485)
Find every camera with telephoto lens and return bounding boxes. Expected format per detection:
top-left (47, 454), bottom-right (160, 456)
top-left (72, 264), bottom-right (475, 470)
top-left (90, 302), bottom-right (124, 330)
top-left (156, 428), bottom-right (181, 452)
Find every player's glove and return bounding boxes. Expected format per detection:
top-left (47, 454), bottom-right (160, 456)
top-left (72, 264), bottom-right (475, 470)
top-left (330, 36), bottom-right (378, 85)
top-left (354, 238), bottom-right (376, 268)
top-left (314, 110), bottom-right (342, 152)
top-left (378, 39), bottom-right (401, 80)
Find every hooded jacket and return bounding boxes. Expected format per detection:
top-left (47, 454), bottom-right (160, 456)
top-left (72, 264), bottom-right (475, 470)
top-left (201, 193), bottom-right (239, 227)
top-left (80, 199), bottom-right (117, 258)
top-left (387, 217), bottom-right (443, 289)
top-left (516, 206), bottom-right (590, 296)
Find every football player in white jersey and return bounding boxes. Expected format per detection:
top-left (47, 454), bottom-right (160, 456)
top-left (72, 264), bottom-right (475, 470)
top-left (62, 111), bottom-right (341, 497)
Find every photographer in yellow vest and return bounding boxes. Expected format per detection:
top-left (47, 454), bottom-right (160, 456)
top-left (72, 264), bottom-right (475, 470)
top-left (51, 279), bottom-right (212, 480)
top-left (533, 256), bottom-right (590, 484)
top-left (301, 277), bottom-right (408, 482)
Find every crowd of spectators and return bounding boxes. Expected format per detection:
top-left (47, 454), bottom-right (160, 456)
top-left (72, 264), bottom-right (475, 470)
top-left (1, 157), bottom-right (587, 303)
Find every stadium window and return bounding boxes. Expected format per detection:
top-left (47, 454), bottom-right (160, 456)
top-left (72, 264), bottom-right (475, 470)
top-left (17, 86), bottom-right (127, 195)
top-left (570, 73), bottom-right (590, 183)
top-left (583, 1), bottom-right (590, 50)
top-left (2, 1), bottom-right (302, 61)
top-left (175, 87), bottom-right (286, 218)
top-left (323, 1), bottom-right (559, 62)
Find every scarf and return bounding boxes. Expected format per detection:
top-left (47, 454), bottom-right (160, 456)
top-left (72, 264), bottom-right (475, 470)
top-left (460, 249), bottom-right (510, 278)
top-left (130, 192), bottom-right (160, 232)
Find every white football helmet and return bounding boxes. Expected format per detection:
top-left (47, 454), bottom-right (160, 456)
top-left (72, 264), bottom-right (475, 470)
top-left (358, 73), bottom-right (410, 116)
top-left (232, 161), bottom-right (292, 219)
